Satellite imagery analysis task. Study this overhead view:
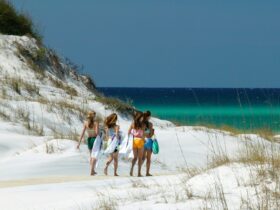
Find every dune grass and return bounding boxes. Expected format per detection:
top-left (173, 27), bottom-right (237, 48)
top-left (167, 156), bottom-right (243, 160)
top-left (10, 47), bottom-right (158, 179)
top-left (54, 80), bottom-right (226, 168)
top-left (0, 0), bottom-right (42, 41)
top-left (94, 93), bottom-right (135, 115)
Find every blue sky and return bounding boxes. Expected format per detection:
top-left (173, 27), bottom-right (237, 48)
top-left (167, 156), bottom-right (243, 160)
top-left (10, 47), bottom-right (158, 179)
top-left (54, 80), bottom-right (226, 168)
top-left (12, 0), bottom-right (280, 88)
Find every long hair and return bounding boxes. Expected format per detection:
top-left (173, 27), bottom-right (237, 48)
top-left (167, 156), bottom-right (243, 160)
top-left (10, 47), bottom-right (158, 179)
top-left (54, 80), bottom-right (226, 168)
top-left (133, 111), bottom-right (144, 130)
top-left (105, 113), bottom-right (118, 128)
top-left (143, 110), bottom-right (151, 128)
top-left (87, 111), bottom-right (96, 128)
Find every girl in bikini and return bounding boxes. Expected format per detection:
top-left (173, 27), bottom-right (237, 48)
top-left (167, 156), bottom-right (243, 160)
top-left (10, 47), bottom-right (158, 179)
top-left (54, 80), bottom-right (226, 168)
top-left (77, 111), bottom-right (99, 176)
top-left (103, 113), bottom-right (121, 176)
top-left (142, 111), bottom-right (154, 176)
top-left (128, 111), bottom-right (146, 177)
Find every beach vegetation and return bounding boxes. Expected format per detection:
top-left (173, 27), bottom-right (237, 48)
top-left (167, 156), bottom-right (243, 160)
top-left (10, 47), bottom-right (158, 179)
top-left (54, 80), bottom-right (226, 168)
top-left (23, 82), bottom-right (40, 95)
top-left (4, 76), bottom-right (40, 96)
top-left (32, 123), bottom-right (44, 136)
top-left (177, 135), bottom-right (280, 209)
top-left (16, 43), bottom-right (46, 78)
top-left (253, 127), bottom-right (275, 142)
top-left (0, 0), bottom-right (42, 42)
top-left (94, 93), bottom-right (135, 115)
top-left (92, 197), bottom-right (118, 210)
top-left (48, 76), bottom-right (78, 97)
top-left (10, 77), bottom-right (21, 95)
top-left (51, 128), bottom-right (79, 141)
top-left (1, 87), bottom-right (7, 99)
top-left (0, 108), bottom-right (10, 120)
top-left (45, 141), bottom-right (55, 154)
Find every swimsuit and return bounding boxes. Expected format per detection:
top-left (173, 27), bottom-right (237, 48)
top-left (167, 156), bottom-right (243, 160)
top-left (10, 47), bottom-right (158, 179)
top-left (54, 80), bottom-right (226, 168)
top-left (144, 127), bottom-right (153, 150)
top-left (87, 137), bottom-right (96, 150)
top-left (133, 138), bottom-right (145, 149)
top-left (87, 128), bottom-right (96, 150)
top-left (144, 128), bottom-right (150, 135)
top-left (131, 129), bottom-right (145, 149)
top-left (144, 138), bottom-right (153, 150)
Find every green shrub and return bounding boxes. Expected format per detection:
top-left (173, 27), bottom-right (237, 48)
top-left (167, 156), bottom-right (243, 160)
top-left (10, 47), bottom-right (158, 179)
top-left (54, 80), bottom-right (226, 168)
top-left (35, 47), bottom-right (46, 62)
top-left (0, 0), bottom-right (42, 41)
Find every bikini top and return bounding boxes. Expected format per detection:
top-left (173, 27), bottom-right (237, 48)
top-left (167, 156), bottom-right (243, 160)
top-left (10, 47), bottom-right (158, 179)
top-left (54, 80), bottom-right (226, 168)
top-left (144, 128), bottom-right (151, 134)
top-left (131, 129), bottom-right (144, 138)
top-left (87, 128), bottom-right (96, 136)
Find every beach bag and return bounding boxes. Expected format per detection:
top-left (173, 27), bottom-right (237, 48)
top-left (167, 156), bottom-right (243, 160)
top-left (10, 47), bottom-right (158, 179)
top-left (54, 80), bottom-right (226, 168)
top-left (152, 139), bottom-right (159, 154)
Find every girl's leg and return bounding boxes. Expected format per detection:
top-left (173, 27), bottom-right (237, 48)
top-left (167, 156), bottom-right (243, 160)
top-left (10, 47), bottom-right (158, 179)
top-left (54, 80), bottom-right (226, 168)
top-left (146, 150), bottom-right (152, 176)
top-left (142, 149), bottom-right (147, 165)
top-left (89, 150), bottom-right (93, 175)
top-left (137, 148), bottom-right (144, 177)
top-left (104, 154), bottom-right (113, 175)
top-left (89, 150), bottom-right (92, 163)
top-left (113, 152), bottom-right (119, 176)
top-left (91, 157), bottom-right (97, 175)
top-left (130, 148), bottom-right (138, 176)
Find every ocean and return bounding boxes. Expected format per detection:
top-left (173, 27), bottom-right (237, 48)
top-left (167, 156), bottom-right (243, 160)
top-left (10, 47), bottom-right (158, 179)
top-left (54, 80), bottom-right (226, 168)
top-left (98, 88), bottom-right (280, 133)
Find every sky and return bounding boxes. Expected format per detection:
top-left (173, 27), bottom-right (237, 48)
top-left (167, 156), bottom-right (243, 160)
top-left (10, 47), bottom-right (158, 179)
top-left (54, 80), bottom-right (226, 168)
top-left (12, 0), bottom-right (280, 88)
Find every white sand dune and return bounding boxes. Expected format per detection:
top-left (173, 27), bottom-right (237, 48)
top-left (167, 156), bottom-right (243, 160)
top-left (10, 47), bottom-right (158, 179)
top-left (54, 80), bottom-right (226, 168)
top-left (0, 34), bottom-right (278, 209)
top-left (0, 121), bottom-right (269, 210)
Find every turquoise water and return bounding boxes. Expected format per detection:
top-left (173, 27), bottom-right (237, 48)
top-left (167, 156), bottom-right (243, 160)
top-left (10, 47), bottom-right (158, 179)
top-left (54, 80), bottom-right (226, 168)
top-left (136, 105), bottom-right (280, 131)
top-left (98, 88), bottom-right (280, 132)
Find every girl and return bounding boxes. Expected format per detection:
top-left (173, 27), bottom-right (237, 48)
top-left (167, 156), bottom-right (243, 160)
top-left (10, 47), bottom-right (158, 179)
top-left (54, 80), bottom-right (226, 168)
top-left (128, 111), bottom-right (146, 177)
top-left (142, 111), bottom-right (154, 176)
top-left (103, 113), bottom-right (121, 176)
top-left (77, 111), bottom-right (99, 176)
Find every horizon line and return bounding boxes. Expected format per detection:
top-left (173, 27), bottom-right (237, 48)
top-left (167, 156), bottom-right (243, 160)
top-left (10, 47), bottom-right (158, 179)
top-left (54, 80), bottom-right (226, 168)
top-left (97, 86), bottom-right (280, 89)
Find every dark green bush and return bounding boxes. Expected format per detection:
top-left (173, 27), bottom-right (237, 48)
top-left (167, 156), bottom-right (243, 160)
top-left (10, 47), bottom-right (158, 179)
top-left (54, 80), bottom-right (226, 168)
top-left (0, 0), bottom-right (41, 41)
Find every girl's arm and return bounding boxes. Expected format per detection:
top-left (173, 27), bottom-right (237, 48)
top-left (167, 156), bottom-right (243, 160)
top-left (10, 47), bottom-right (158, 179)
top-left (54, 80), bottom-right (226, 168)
top-left (95, 121), bottom-right (99, 136)
top-left (149, 123), bottom-right (154, 138)
top-left (77, 122), bottom-right (87, 149)
top-left (142, 124), bottom-right (147, 138)
top-left (104, 126), bottom-right (109, 141)
top-left (128, 123), bottom-right (133, 135)
top-left (115, 125), bottom-right (120, 138)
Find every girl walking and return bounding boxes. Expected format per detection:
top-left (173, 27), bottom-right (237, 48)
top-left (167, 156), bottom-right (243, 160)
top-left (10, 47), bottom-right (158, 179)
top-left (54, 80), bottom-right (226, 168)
top-left (103, 113), bottom-right (121, 176)
top-left (128, 112), bottom-right (146, 177)
top-left (142, 111), bottom-right (154, 176)
top-left (77, 111), bottom-right (99, 176)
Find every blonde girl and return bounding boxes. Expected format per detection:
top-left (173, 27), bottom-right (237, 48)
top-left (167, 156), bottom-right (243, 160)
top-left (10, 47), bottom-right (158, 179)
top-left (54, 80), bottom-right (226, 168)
top-left (77, 111), bottom-right (99, 176)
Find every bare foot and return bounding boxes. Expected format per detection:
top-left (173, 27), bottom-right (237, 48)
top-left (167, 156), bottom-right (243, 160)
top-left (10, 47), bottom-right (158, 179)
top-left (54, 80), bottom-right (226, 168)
top-left (146, 173), bottom-right (152, 176)
top-left (130, 170), bottom-right (133, 176)
top-left (91, 171), bottom-right (97, 176)
top-left (138, 174), bottom-right (143, 177)
top-left (104, 167), bottom-right (108, 176)
top-left (114, 173), bottom-right (119, 176)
